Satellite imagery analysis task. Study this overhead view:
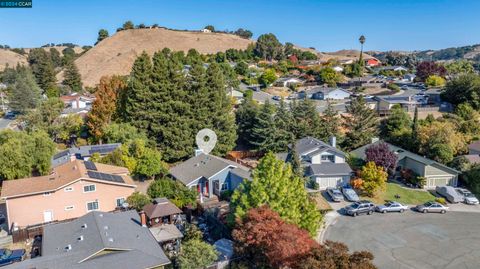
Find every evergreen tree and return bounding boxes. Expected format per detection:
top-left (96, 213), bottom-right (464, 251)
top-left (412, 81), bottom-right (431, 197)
top-left (8, 67), bottom-right (41, 113)
top-left (318, 101), bottom-right (340, 142)
top-left (205, 62), bottom-right (237, 156)
top-left (411, 106), bottom-right (419, 151)
top-left (62, 61), bottom-right (83, 92)
top-left (96, 29), bottom-right (109, 45)
top-left (28, 48), bottom-right (57, 92)
top-left (251, 101), bottom-right (278, 152)
top-left (274, 99), bottom-right (294, 151)
top-left (123, 51), bottom-right (153, 130)
top-left (49, 48), bottom-right (62, 68)
top-left (230, 152), bottom-right (322, 236)
top-left (235, 94), bottom-right (259, 148)
top-left (384, 104), bottom-right (412, 148)
top-left (290, 99), bottom-right (322, 139)
top-left (289, 139), bottom-right (303, 178)
top-left (342, 96), bottom-right (378, 150)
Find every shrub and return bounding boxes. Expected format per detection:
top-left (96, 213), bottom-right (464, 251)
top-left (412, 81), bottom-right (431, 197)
top-left (387, 83), bottom-right (401, 92)
top-left (220, 190), bottom-right (233, 201)
top-left (435, 197), bottom-right (446, 205)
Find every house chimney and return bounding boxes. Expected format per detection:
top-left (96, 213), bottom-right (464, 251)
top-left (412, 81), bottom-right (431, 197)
top-left (139, 211), bottom-right (147, 227)
top-left (194, 149), bottom-right (204, 157)
top-left (329, 136), bottom-right (337, 148)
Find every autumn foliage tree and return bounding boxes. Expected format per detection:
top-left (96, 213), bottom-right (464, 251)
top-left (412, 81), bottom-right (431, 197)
top-left (87, 76), bottom-right (126, 142)
top-left (233, 206), bottom-right (376, 269)
top-left (233, 206), bottom-right (318, 268)
top-left (365, 142), bottom-right (398, 172)
top-left (416, 61), bottom-right (446, 81)
top-left (359, 161), bottom-right (388, 197)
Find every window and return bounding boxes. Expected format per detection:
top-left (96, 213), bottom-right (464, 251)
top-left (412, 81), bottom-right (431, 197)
top-left (116, 198), bottom-right (125, 207)
top-left (321, 155), bottom-right (335, 162)
top-left (221, 182), bottom-right (229, 191)
top-left (83, 184), bottom-right (96, 193)
top-left (64, 187), bottom-right (74, 192)
top-left (87, 201), bottom-right (99, 211)
top-left (65, 205), bottom-right (75, 211)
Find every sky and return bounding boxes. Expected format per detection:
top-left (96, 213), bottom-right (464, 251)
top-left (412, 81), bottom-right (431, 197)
top-left (0, 0), bottom-right (479, 52)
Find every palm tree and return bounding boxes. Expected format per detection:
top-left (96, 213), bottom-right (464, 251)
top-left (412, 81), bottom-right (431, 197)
top-left (358, 35), bottom-right (366, 65)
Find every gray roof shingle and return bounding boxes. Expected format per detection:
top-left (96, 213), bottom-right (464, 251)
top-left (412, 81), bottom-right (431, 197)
top-left (308, 163), bottom-right (352, 176)
top-left (294, 137), bottom-right (345, 157)
top-left (169, 153), bottom-right (250, 186)
top-left (8, 211), bottom-right (170, 269)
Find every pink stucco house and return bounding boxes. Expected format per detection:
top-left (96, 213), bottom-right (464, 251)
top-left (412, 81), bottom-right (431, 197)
top-left (1, 160), bottom-right (136, 229)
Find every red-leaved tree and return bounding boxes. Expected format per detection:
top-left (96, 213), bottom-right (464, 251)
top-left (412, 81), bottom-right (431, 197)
top-left (365, 142), bottom-right (398, 172)
top-left (416, 61), bottom-right (446, 81)
top-left (232, 206), bottom-right (317, 268)
top-left (233, 206), bottom-right (377, 269)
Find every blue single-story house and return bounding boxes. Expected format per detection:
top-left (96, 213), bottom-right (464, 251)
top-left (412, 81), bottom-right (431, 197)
top-left (169, 153), bottom-right (251, 200)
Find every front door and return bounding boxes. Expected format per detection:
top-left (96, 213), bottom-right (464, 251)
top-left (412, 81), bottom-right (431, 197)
top-left (43, 211), bottom-right (53, 223)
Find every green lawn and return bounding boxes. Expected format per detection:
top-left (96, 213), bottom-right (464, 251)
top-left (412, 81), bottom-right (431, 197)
top-left (367, 183), bottom-right (436, 205)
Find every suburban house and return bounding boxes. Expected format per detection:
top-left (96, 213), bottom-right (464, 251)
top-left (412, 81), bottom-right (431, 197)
top-left (7, 210), bottom-right (171, 269)
top-left (169, 153), bottom-right (251, 200)
top-left (351, 140), bottom-right (460, 189)
top-left (468, 140), bottom-right (480, 155)
top-left (52, 143), bottom-right (121, 167)
top-left (281, 137), bottom-right (352, 189)
top-left (1, 160), bottom-right (136, 229)
top-left (338, 75), bottom-right (386, 88)
top-left (372, 95), bottom-right (425, 115)
top-left (60, 93), bottom-right (94, 117)
top-left (311, 88), bottom-right (351, 100)
top-left (274, 77), bottom-right (304, 88)
top-left (375, 66), bottom-right (408, 72)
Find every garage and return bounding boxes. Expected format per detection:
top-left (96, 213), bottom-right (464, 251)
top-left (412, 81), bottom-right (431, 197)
top-left (425, 176), bottom-right (456, 189)
top-left (315, 176), bottom-right (349, 190)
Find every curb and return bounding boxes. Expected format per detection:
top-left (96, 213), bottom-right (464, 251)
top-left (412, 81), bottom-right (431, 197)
top-left (317, 210), bottom-right (340, 243)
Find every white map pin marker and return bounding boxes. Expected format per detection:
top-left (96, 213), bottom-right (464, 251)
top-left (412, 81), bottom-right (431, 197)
top-left (196, 128), bottom-right (217, 155)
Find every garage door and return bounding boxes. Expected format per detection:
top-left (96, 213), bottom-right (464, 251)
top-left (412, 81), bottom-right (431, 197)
top-left (317, 177), bottom-right (345, 189)
top-left (426, 177), bottom-right (454, 188)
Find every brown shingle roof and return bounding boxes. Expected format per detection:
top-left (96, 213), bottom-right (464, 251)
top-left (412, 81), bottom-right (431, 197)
top-left (143, 198), bottom-right (182, 219)
top-left (1, 160), bottom-right (135, 198)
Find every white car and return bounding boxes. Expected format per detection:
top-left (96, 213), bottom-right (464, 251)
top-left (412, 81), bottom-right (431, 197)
top-left (375, 201), bottom-right (408, 213)
top-left (456, 188), bottom-right (479, 205)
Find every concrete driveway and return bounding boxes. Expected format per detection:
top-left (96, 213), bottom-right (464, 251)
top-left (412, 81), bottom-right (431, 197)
top-left (324, 211), bottom-right (480, 269)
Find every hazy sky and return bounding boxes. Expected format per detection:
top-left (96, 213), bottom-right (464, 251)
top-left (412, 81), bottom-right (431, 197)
top-left (0, 0), bottom-right (479, 51)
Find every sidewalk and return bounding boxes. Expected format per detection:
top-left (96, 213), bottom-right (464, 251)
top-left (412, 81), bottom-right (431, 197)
top-left (316, 210), bottom-right (340, 243)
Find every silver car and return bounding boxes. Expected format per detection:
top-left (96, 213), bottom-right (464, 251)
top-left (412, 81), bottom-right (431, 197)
top-left (376, 201), bottom-right (408, 213)
top-left (341, 187), bottom-right (359, 202)
top-left (455, 188), bottom-right (479, 205)
top-left (326, 187), bottom-right (344, 202)
top-left (415, 201), bottom-right (449, 214)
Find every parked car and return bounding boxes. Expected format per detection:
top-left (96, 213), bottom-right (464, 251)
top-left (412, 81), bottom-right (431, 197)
top-left (375, 201), bottom-right (408, 213)
top-left (436, 186), bottom-right (463, 203)
top-left (0, 249), bottom-right (25, 266)
top-left (455, 188), bottom-right (479, 205)
top-left (341, 186), bottom-right (359, 202)
top-left (272, 95), bottom-right (281, 101)
top-left (326, 187), bottom-right (344, 202)
top-left (415, 201), bottom-right (449, 214)
top-left (344, 201), bottom-right (376, 217)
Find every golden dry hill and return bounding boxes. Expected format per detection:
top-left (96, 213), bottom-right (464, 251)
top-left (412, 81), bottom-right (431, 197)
top-left (0, 49), bottom-right (28, 71)
top-left (59, 28), bottom-right (254, 87)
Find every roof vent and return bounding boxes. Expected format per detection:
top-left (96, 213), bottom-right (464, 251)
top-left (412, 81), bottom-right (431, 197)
top-left (108, 238), bottom-right (114, 242)
top-left (65, 244), bottom-right (72, 251)
top-left (99, 213), bottom-right (103, 217)
top-left (78, 235), bottom-right (84, 241)
top-left (81, 223), bottom-right (87, 229)
top-left (104, 225), bottom-right (109, 230)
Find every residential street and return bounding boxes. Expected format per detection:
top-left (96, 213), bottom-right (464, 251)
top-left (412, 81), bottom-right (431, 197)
top-left (325, 211), bottom-right (480, 269)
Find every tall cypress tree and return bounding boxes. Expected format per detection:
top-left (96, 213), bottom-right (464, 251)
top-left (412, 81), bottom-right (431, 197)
top-left (319, 101), bottom-right (340, 142)
top-left (251, 101), bottom-right (278, 152)
top-left (235, 94), bottom-right (259, 149)
top-left (123, 51), bottom-right (153, 130)
top-left (275, 99), bottom-right (294, 151)
top-left (62, 61), bottom-right (83, 92)
top-left (205, 62), bottom-right (237, 156)
top-left (290, 99), bottom-right (322, 139)
top-left (342, 96), bottom-right (378, 150)
top-left (27, 48), bottom-right (56, 92)
top-left (411, 106), bottom-right (419, 151)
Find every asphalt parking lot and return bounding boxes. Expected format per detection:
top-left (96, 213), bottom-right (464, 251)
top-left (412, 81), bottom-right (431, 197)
top-left (324, 210), bottom-right (480, 269)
